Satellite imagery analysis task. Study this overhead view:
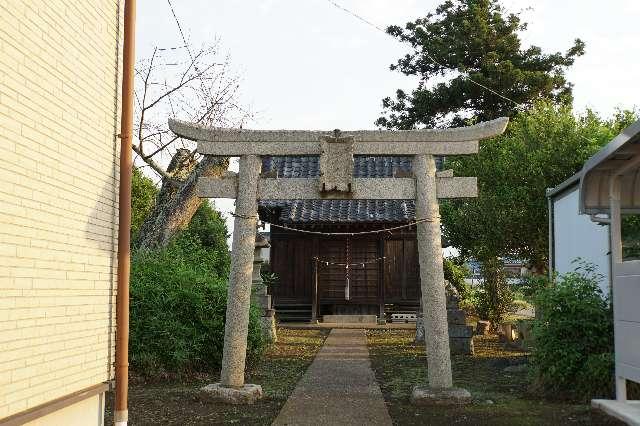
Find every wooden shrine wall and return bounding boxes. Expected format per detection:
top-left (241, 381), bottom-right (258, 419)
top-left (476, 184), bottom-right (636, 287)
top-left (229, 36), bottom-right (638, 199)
top-left (269, 225), bottom-right (421, 307)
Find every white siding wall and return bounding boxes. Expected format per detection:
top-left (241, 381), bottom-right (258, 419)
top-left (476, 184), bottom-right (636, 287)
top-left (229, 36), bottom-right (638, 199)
top-left (553, 186), bottom-right (610, 295)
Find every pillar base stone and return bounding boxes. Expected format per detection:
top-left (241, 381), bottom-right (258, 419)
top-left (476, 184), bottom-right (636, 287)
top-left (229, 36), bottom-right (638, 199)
top-left (201, 383), bottom-right (263, 405)
top-left (411, 386), bottom-right (472, 406)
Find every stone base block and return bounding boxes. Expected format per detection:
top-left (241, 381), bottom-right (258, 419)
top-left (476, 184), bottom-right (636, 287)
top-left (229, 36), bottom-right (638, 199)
top-left (411, 386), bottom-right (472, 406)
top-left (450, 337), bottom-right (474, 355)
top-left (201, 383), bottom-right (263, 405)
top-left (260, 316), bottom-right (277, 343)
top-left (447, 309), bottom-right (466, 325)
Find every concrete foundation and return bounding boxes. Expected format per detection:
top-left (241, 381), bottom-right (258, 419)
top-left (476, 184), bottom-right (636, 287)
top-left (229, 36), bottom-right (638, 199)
top-left (592, 399), bottom-right (640, 425)
top-left (21, 392), bottom-right (105, 426)
top-left (201, 383), bottom-right (263, 405)
top-left (411, 386), bottom-right (472, 406)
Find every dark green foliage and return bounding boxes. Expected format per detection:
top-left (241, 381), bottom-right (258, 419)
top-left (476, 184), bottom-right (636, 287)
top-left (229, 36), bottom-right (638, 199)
top-left (443, 257), bottom-right (470, 299)
top-left (131, 167), bottom-right (158, 241)
top-left (129, 201), bottom-right (262, 376)
top-left (183, 201), bottom-right (231, 277)
top-left (518, 273), bottom-right (550, 303)
top-left (531, 263), bottom-right (613, 400)
top-left (377, 0), bottom-right (585, 129)
top-left (440, 103), bottom-right (635, 331)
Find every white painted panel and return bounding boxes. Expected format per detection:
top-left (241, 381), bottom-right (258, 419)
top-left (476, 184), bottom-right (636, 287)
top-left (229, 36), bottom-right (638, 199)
top-left (24, 393), bottom-right (104, 426)
top-left (613, 260), bottom-right (640, 384)
top-left (553, 187), bottom-right (610, 295)
top-left (613, 274), bottom-right (640, 323)
top-left (614, 321), bottom-right (640, 383)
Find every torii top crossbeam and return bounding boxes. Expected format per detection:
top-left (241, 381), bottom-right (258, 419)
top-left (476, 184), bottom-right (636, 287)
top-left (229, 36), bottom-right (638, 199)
top-left (169, 117), bottom-right (509, 201)
top-left (169, 117), bottom-right (508, 156)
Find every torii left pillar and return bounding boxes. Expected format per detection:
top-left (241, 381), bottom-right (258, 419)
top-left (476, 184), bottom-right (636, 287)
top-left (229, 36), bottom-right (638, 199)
top-left (201, 155), bottom-right (264, 404)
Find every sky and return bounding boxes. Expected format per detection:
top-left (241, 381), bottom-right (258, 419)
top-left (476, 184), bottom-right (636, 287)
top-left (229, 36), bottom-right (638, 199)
top-left (135, 0), bottom-right (640, 246)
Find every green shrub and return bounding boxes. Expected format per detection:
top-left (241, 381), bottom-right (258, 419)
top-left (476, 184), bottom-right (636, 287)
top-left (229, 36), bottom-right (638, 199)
top-left (575, 353), bottom-right (615, 399)
top-left (129, 202), bottom-right (264, 376)
top-left (131, 167), bottom-right (158, 241)
top-left (530, 262), bottom-right (613, 400)
top-left (260, 269), bottom-right (279, 293)
top-left (475, 258), bottom-right (514, 326)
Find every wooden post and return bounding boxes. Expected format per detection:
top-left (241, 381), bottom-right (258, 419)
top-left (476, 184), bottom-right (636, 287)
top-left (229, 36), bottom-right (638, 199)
top-left (311, 258), bottom-right (319, 323)
top-left (378, 237), bottom-right (386, 324)
top-left (609, 176), bottom-right (627, 402)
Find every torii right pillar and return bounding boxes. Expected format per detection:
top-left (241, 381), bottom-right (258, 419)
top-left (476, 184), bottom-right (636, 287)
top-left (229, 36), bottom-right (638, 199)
top-left (412, 154), bottom-right (472, 404)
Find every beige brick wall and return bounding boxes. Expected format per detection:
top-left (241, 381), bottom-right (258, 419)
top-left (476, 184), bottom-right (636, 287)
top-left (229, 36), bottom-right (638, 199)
top-left (0, 0), bottom-right (122, 419)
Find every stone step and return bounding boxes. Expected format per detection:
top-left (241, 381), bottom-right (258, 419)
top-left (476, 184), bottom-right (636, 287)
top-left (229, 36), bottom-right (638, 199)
top-left (323, 314), bottom-right (378, 324)
top-left (448, 324), bottom-right (474, 338)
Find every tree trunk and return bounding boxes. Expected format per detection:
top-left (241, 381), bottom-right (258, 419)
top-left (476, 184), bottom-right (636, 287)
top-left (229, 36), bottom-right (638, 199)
top-left (134, 150), bottom-right (228, 251)
top-left (479, 256), bottom-right (511, 331)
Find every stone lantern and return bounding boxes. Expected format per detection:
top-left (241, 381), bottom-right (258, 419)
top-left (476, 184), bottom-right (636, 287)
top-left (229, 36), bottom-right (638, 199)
top-left (252, 232), bottom-right (277, 343)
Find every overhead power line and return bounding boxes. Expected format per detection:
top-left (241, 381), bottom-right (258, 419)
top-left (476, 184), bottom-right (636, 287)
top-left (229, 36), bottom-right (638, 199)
top-left (323, 0), bottom-right (599, 146)
top-left (324, 0), bottom-right (521, 107)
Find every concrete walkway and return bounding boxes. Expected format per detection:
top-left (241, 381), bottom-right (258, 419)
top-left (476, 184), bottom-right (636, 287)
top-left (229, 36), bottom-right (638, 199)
top-left (272, 328), bottom-right (392, 426)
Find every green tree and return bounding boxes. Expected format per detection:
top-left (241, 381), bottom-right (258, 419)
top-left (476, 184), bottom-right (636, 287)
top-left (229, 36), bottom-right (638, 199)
top-left (129, 196), bottom-right (234, 375)
top-left (131, 167), bottom-right (158, 241)
top-left (181, 200), bottom-right (231, 277)
top-left (441, 102), bottom-right (637, 274)
top-left (376, 0), bottom-right (585, 129)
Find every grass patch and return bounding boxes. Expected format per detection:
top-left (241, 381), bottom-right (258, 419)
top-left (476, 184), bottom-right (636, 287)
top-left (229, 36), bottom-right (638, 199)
top-left (366, 329), bottom-right (623, 426)
top-left (104, 328), bottom-right (328, 425)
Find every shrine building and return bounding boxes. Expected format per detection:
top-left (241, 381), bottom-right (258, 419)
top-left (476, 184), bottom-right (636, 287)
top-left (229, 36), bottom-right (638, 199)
top-left (259, 155), bottom-right (437, 322)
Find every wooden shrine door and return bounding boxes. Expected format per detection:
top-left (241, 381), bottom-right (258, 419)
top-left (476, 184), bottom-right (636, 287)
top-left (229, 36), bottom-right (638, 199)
top-left (317, 238), bottom-right (380, 310)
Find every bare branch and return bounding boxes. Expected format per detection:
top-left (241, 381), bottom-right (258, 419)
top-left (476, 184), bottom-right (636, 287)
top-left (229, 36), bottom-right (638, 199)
top-left (132, 143), bottom-right (177, 183)
top-left (137, 47), bottom-right (158, 155)
top-left (133, 13), bottom-right (250, 179)
top-left (144, 61), bottom-right (216, 112)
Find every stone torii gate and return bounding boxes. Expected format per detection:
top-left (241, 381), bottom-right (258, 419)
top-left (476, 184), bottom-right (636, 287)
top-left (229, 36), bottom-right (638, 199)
top-left (169, 117), bottom-right (508, 404)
